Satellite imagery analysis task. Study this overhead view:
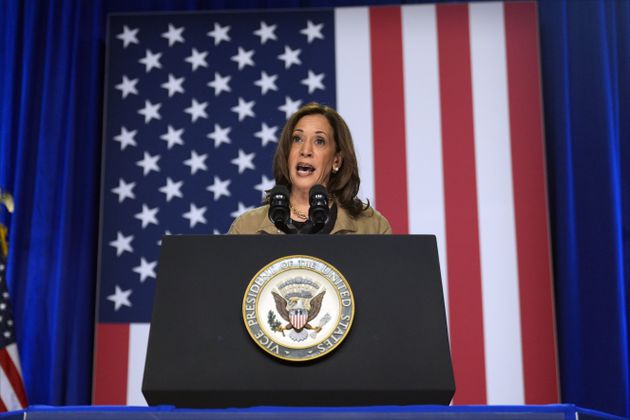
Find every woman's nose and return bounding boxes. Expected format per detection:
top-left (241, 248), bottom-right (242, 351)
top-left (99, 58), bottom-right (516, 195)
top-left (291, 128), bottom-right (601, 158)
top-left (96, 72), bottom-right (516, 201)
top-left (300, 140), bottom-right (313, 157)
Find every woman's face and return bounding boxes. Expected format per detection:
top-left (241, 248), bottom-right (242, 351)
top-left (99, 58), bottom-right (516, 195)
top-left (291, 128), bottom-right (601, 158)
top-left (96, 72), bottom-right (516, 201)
top-left (287, 114), bottom-right (342, 196)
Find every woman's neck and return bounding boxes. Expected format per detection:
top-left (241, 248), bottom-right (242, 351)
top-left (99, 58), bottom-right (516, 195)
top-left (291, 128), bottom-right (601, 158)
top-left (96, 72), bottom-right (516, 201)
top-left (289, 189), bottom-right (310, 220)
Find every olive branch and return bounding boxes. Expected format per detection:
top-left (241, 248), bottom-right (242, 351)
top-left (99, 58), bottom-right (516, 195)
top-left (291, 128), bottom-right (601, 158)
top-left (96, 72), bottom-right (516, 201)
top-left (267, 310), bottom-right (282, 332)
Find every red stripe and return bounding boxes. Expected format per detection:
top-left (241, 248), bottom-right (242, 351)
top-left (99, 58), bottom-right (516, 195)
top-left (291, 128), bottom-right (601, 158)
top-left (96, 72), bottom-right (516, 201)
top-left (369, 6), bottom-right (409, 234)
top-left (504, 1), bottom-right (559, 403)
top-left (436, 3), bottom-right (487, 404)
top-left (93, 323), bottom-right (130, 404)
top-left (0, 347), bottom-right (28, 408)
top-left (0, 396), bottom-right (7, 412)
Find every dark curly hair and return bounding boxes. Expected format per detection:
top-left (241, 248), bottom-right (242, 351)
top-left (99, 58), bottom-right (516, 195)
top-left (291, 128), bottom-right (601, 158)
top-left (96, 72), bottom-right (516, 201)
top-left (270, 102), bottom-right (369, 217)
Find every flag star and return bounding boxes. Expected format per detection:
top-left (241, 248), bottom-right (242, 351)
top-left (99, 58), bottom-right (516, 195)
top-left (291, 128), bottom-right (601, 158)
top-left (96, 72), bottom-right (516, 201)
top-left (159, 177), bottom-right (184, 202)
top-left (162, 23), bottom-right (185, 46)
top-left (254, 122), bottom-right (278, 147)
top-left (139, 49), bottom-right (162, 72)
top-left (136, 151), bottom-right (161, 176)
top-left (231, 97), bottom-right (255, 121)
top-left (117, 25), bottom-right (139, 48)
top-left (182, 203), bottom-right (207, 228)
top-left (207, 22), bottom-right (231, 45)
top-left (115, 75), bottom-right (138, 98)
top-left (212, 229), bottom-right (221, 235)
top-left (207, 72), bottom-right (231, 96)
top-left (160, 125), bottom-right (184, 149)
top-left (161, 73), bottom-right (185, 97)
top-left (157, 230), bottom-right (171, 246)
top-left (206, 176), bottom-right (231, 201)
top-left (133, 257), bottom-right (157, 282)
top-left (107, 285), bottom-right (132, 311)
top-left (135, 204), bottom-right (159, 228)
top-left (183, 150), bottom-right (208, 174)
top-left (254, 174), bottom-right (275, 198)
top-left (109, 231), bottom-right (134, 256)
top-left (184, 98), bottom-right (208, 122)
top-left (301, 70), bottom-right (325, 94)
top-left (231, 149), bottom-right (256, 174)
top-left (231, 47), bottom-right (255, 70)
top-left (230, 202), bottom-right (255, 218)
top-left (300, 20), bottom-right (325, 43)
top-left (185, 48), bottom-right (208, 71)
top-left (278, 45), bottom-right (302, 69)
top-left (254, 21), bottom-right (278, 44)
top-left (207, 123), bottom-right (231, 148)
top-left (113, 126), bottom-right (137, 150)
top-left (111, 178), bottom-right (136, 203)
top-left (138, 100), bottom-right (162, 123)
top-left (278, 96), bottom-right (302, 119)
top-left (254, 71), bottom-right (278, 95)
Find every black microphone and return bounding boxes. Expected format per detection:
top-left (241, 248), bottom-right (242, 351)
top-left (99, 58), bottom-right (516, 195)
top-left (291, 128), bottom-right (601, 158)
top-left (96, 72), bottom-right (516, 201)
top-left (268, 185), bottom-right (297, 234)
top-left (307, 184), bottom-right (329, 234)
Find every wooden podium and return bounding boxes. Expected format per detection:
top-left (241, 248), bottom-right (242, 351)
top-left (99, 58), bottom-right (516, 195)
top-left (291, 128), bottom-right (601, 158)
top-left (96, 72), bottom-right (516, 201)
top-left (142, 235), bottom-right (455, 407)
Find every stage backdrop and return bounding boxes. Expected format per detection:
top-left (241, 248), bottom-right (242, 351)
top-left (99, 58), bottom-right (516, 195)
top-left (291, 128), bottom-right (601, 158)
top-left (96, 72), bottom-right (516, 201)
top-left (93, 2), bottom-right (559, 406)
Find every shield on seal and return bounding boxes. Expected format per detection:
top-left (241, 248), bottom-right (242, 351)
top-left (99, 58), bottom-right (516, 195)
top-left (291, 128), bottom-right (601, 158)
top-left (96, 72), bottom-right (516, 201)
top-left (289, 309), bottom-right (308, 330)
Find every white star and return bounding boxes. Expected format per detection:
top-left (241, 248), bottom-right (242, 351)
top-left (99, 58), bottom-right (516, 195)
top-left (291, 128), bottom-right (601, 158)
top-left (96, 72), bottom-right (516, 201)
top-left (231, 47), bottom-right (255, 70)
top-left (162, 23), bottom-right (185, 46)
top-left (139, 49), bottom-right (162, 72)
top-left (136, 151), bottom-right (161, 176)
top-left (207, 22), bottom-right (231, 45)
top-left (133, 257), bottom-right (157, 282)
top-left (183, 150), bottom-right (208, 174)
top-left (107, 286), bottom-right (132, 311)
top-left (231, 149), bottom-right (256, 174)
top-left (254, 122), bottom-right (278, 147)
top-left (278, 45), bottom-right (302, 69)
top-left (230, 202), bottom-right (255, 218)
top-left (254, 21), bottom-right (278, 44)
top-left (160, 125), bottom-right (184, 149)
top-left (159, 177), bottom-right (184, 202)
top-left (109, 231), bottom-right (134, 256)
top-left (207, 72), bottom-right (231, 96)
top-left (111, 178), bottom-right (136, 203)
top-left (138, 100), bottom-right (162, 123)
top-left (207, 124), bottom-right (231, 148)
top-left (278, 96), bottom-right (302, 119)
top-left (254, 71), bottom-right (278, 95)
top-left (184, 98), bottom-right (208, 122)
top-left (300, 20), bottom-right (325, 43)
top-left (254, 174), bottom-right (275, 199)
top-left (185, 48), bottom-right (208, 71)
top-left (301, 70), bottom-right (326, 94)
top-left (115, 75), bottom-right (138, 98)
top-left (117, 25), bottom-right (139, 48)
top-left (134, 204), bottom-right (159, 229)
top-left (157, 230), bottom-right (171, 246)
top-left (160, 73), bottom-right (185, 97)
top-left (231, 97), bottom-right (255, 121)
top-left (206, 176), bottom-right (231, 201)
top-left (182, 203), bottom-right (207, 228)
top-left (113, 126), bottom-right (137, 150)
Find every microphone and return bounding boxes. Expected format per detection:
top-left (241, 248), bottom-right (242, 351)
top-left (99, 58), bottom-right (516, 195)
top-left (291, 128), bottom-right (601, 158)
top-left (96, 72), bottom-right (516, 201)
top-left (268, 185), bottom-right (297, 234)
top-left (307, 184), bottom-right (329, 234)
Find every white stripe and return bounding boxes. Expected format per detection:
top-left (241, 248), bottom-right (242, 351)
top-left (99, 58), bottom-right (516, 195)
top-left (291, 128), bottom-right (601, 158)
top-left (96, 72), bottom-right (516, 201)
top-left (6, 343), bottom-right (23, 377)
top-left (334, 7), bottom-right (375, 205)
top-left (401, 4), bottom-right (449, 319)
top-left (126, 323), bottom-right (151, 406)
top-left (469, 2), bottom-right (524, 404)
top-left (0, 348), bottom-right (23, 411)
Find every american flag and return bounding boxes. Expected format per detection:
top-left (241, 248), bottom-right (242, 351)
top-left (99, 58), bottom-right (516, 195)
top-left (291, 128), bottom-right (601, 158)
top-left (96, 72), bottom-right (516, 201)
top-left (0, 224), bottom-right (27, 411)
top-left (94, 2), bottom-right (559, 406)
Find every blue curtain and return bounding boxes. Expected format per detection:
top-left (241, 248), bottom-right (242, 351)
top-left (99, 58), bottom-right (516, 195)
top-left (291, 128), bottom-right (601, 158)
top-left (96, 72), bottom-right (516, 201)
top-left (538, 1), bottom-right (630, 417)
top-left (1, 0), bottom-right (629, 416)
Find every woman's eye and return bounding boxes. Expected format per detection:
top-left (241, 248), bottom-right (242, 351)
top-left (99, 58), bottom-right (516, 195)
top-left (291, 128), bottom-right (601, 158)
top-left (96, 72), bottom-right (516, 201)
top-left (292, 135), bottom-right (302, 143)
top-left (315, 137), bottom-right (326, 146)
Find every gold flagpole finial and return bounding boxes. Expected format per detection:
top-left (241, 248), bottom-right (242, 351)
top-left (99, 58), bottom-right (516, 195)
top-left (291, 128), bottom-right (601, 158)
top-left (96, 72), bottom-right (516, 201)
top-left (0, 188), bottom-right (14, 213)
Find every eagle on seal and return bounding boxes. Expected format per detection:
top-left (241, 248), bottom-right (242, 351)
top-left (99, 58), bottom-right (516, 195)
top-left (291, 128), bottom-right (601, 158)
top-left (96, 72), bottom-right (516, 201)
top-left (272, 290), bottom-right (326, 335)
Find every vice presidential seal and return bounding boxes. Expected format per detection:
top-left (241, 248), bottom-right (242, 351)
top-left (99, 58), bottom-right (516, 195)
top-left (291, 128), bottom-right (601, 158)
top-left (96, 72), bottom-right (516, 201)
top-left (242, 255), bottom-right (355, 361)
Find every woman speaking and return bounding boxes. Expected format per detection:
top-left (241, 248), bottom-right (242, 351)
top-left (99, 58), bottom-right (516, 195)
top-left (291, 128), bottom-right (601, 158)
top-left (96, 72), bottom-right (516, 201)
top-left (228, 102), bottom-right (391, 235)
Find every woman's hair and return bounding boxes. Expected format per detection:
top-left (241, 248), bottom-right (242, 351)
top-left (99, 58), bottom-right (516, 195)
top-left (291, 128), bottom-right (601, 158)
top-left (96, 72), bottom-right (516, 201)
top-left (271, 102), bottom-right (369, 217)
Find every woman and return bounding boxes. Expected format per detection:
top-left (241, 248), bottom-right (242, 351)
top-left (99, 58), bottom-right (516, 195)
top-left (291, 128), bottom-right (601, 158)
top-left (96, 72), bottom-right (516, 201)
top-left (228, 102), bottom-right (391, 234)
